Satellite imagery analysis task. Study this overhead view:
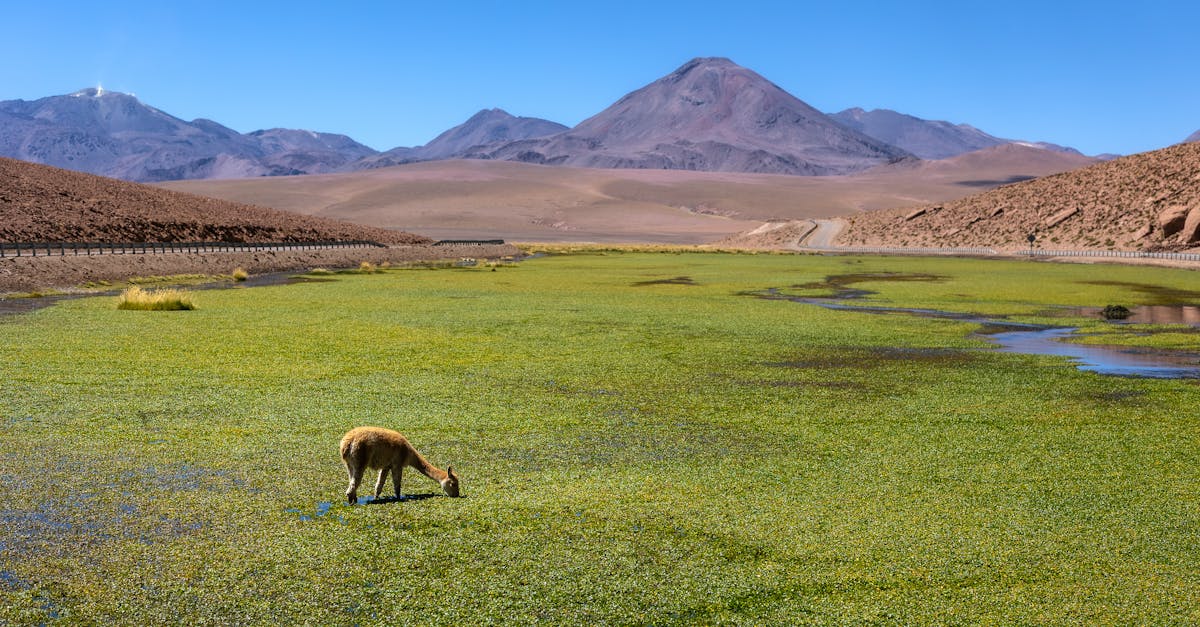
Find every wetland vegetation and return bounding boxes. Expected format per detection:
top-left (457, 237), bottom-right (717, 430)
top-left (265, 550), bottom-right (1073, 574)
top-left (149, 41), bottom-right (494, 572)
top-left (2, 252), bottom-right (1199, 624)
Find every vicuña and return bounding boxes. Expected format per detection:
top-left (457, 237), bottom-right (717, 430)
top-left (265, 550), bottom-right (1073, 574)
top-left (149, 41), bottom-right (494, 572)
top-left (339, 426), bottom-right (461, 504)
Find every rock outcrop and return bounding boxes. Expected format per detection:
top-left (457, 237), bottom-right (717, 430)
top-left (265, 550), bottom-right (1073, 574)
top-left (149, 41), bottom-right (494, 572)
top-left (841, 142), bottom-right (1200, 251)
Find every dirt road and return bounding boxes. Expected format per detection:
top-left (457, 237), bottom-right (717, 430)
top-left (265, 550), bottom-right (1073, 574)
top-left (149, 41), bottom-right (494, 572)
top-left (797, 219), bottom-right (846, 248)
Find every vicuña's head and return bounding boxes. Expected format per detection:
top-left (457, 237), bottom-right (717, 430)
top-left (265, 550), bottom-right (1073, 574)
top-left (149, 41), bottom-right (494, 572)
top-left (441, 466), bottom-right (461, 497)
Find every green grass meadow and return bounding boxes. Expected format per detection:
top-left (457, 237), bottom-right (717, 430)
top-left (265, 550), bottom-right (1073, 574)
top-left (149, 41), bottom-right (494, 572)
top-left (2, 252), bottom-right (1199, 624)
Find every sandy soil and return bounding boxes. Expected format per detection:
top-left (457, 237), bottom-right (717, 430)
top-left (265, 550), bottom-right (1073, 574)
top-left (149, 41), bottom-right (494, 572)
top-left (162, 146), bottom-right (1092, 244)
top-left (0, 243), bottom-right (518, 293)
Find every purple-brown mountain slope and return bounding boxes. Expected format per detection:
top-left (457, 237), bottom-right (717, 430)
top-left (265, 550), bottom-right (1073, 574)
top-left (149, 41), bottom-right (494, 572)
top-left (247, 128), bottom-right (378, 175)
top-left (468, 57), bottom-right (911, 175)
top-left (831, 108), bottom-right (1091, 159)
top-left (1187, 130), bottom-right (1200, 143)
top-left (830, 108), bottom-right (1006, 159)
top-left (0, 88), bottom-right (377, 182)
top-left (358, 108), bottom-right (567, 169)
top-left (841, 142), bottom-right (1200, 251)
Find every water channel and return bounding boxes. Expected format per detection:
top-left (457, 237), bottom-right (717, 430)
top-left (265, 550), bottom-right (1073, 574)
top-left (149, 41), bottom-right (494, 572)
top-left (753, 278), bottom-right (1200, 380)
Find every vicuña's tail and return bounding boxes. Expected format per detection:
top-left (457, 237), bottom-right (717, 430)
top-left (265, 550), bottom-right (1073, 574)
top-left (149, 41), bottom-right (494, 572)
top-left (339, 437), bottom-right (357, 461)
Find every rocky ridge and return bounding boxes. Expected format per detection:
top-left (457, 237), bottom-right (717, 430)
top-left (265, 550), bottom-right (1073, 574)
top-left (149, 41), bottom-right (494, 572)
top-left (839, 142), bottom-right (1200, 251)
top-left (0, 157), bottom-right (428, 244)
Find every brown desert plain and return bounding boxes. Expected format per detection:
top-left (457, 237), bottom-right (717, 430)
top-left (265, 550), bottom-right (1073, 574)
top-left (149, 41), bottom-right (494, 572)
top-left (160, 144), bottom-right (1096, 244)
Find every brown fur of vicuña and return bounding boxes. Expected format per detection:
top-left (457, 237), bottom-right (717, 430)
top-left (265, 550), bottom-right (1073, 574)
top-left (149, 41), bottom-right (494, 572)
top-left (339, 426), bottom-right (461, 504)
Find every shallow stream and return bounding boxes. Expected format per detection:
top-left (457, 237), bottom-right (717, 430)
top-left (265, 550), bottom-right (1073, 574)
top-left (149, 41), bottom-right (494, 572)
top-left (753, 273), bottom-right (1200, 380)
top-left (985, 326), bottom-right (1200, 379)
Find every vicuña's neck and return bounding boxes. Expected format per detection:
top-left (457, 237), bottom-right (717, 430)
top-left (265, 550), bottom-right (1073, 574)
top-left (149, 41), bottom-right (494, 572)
top-left (410, 451), bottom-right (446, 481)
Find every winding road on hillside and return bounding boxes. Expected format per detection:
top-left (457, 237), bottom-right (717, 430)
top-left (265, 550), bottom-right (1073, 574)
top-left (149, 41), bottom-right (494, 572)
top-left (796, 219), bottom-right (846, 248)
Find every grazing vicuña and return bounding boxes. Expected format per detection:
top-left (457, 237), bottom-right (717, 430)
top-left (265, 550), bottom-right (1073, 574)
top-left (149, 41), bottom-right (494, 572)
top-left (339, 426), bottom-right (461, 504)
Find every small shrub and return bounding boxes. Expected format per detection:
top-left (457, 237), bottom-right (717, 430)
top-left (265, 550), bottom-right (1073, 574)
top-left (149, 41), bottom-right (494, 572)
top-left (1101, 304), bottom-right (1132, 320)
top-left (231, 267), bottom-right (249, 282)
top-left (358, 261), bottom-right (377, 273)
top-left (117, 286), bottom-right (196, 311)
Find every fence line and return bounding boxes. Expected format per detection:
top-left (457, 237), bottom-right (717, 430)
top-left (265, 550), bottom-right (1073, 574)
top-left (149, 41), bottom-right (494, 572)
top-left (805, 245), bottom-right (1200, 263)
top-left (807, 246), bottom-right (1000, 256)
top-left (433, 239), bottom-right (506, 246)
top-left (0, 240), bottom-right (385, 259)
top-left (1023, 249), bottom-right (1200, 262)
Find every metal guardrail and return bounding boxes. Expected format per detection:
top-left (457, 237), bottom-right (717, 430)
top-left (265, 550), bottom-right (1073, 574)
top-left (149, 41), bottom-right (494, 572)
top-left (807, 246), bottom-right (1000, 256)
top-left (433, 239), bottom-right (506, 246)
top-left (806, 245), bottom-right (1200, 262)
top-left (1022, 249), bottom-right (1200, 261)
top-left (0, 240), bottom-right (385, 258)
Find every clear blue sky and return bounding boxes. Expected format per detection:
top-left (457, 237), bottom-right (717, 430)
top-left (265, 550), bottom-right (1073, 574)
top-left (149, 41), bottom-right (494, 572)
top-left (2, 1), bottom-right (1196, 156)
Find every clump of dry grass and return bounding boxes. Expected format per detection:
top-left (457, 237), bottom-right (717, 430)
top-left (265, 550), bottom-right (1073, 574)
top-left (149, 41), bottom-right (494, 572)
top-left (307, 268), bottom-right (334, 276)
top-left (231, 267), bottom-right (249, 282)
top-left (116, 286), bottom-right (196, 311)
top-left (358, 261), bottom-right (378, 273)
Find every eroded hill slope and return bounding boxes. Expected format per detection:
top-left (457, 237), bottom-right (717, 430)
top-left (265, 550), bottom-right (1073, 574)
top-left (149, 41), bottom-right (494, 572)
top-left (840, 142), bottom-right (1200, 251)
top-left (0, 157), bottom-right (428, 244)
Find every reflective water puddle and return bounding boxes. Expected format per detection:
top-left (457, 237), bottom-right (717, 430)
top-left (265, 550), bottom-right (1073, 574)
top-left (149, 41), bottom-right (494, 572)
top-left (1044, 305), bottom-right (1200, 326)
top-left (286, 501), bottom-right (345, 523)
top-left (751, 273), bottom-right (1200, 379)
top-left (983, 327), bottom-right (1200, 379)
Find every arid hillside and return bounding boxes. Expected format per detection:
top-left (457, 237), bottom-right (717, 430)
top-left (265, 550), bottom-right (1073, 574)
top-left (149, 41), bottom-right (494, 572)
top-left (0, 157), bottom-right (429, 244)
top-left (839, 142), bottom-right (1200, 251)
top-left (163, 145), bottom-right (1091, 244)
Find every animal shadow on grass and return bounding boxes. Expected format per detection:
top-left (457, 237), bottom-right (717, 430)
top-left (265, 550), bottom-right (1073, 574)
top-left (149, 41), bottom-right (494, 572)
top-left (361, 493), bottom-right (444, 505)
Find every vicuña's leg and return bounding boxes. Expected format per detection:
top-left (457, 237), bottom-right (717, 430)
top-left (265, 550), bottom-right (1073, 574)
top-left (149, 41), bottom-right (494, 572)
top-left (346, 462), bottom-right (365, 505)
top-left (374, 467), bottom-right (390, 499)
top-left (392, 465), bottom-right (404, 498)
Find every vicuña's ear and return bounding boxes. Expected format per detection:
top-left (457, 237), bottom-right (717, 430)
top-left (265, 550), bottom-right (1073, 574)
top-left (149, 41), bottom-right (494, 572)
top-left (446, 465), bottom-right (455, 476)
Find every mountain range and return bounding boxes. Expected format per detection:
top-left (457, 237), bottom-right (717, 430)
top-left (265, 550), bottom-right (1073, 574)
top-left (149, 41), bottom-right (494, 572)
top-left (459, 57), bottom-right (910, 175)
top-left (0, 87), bottom-right (382, 182)
top-left (827, 108), bottom-right (1088, 160)
top-left (828, 107), bottom-right (1005, 160)
top-left (356, 108), bottom-right (568, 169)
top-left (0, 58), bottom-right (1132, 182)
